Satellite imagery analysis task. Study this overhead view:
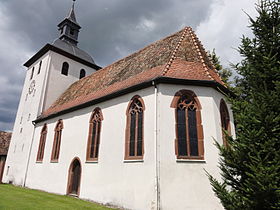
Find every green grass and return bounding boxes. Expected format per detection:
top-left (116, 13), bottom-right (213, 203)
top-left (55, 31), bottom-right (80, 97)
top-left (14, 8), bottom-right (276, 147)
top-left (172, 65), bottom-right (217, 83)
top-left (0, 184), bottom-right (115, 210)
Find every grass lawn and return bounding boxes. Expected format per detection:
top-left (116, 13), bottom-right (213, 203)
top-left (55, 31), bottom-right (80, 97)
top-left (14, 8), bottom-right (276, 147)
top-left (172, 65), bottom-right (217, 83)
top-left (0, 184), bottom-right (116, 210)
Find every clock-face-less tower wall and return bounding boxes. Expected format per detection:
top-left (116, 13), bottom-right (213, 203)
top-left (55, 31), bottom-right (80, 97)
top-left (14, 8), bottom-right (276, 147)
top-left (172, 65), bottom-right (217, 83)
top-left (2, 2), bottom-right (101, 185)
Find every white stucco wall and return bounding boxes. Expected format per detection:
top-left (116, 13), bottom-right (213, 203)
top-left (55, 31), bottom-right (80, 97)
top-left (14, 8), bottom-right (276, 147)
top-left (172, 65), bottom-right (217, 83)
top-left (23, 83), bottom-right (234, 210)
top-left (25, 87), bottom-right (157, 210)
top-left (43, 51), bottom-right (97, 111)
top-left (3, 50), bottom-right (98, 186)
top-left (157, 84), bottom-right (234, 210)
top-left (3, 52), bottom-right (51, 185)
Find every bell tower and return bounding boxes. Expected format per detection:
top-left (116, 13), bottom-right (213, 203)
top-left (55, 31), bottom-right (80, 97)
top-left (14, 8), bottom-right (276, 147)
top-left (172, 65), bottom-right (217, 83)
top-left (2, 0), bottom-right (101, 186)
top-left (58, 0), bottom-right (80, 46)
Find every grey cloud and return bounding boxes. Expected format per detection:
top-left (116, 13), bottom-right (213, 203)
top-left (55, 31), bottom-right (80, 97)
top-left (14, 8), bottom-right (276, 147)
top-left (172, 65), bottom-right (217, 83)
top-left (0, 0), bottom-right (214, 131)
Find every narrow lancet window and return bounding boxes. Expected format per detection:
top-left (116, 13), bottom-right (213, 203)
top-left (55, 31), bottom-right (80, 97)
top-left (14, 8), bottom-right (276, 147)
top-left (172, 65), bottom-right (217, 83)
top-left (30, 67), bottom-right (34, 80)
top-left (171, 90), bottom-right (204, 159)
top-left (220, 99), bottom-right (231, 145)
top-left (38, 61), bottom-right (42, 74)
top-left (51, 119), bottom-right (63, 162)
top-left (79, 69), bottom-right (86, 79)
top-left (125, 96), bottom-right (145, 159)
top-left (86, 108), bottom-right (103, 161)
top-left (36, 123), bottom-right (47, 162)
top-left (61, 62), bottom-right (69, 76)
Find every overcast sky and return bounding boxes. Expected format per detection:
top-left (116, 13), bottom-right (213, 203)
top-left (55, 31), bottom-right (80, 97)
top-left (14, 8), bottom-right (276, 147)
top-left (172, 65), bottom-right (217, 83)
top-left (0, 0), bottom-right (257, 131)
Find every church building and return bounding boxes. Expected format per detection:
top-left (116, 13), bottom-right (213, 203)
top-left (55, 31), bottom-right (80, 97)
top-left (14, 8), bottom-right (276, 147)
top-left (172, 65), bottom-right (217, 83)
top-left (2, 1), bottom-right (234, 210)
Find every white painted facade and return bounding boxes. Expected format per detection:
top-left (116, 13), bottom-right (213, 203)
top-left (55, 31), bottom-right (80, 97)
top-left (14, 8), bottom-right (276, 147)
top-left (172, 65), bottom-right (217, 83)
top-left (5, 79), bottom-right (235, 209)
top-left (2, 4), bottom-right (236, 209)
top-left (3, 50), bottom-right (97, 186)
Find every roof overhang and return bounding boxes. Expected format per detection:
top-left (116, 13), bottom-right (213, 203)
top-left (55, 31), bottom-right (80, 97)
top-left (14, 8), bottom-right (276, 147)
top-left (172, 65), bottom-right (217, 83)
top-left (23, 44), bottom-right (101, 70)
top-left (33, 77), bottom-right (233, 124)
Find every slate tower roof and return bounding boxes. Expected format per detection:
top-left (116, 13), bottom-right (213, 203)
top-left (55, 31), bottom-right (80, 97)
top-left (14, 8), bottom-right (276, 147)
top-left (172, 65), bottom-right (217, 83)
top-left (24, 0), bottom-right (99, 68)
top-left (35, 27), bottom-right (228, 122)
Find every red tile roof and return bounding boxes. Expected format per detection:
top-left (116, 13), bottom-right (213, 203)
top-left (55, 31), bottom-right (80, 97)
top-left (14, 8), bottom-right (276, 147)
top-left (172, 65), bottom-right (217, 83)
top-left (0, 131), bottom-right (11, 156)
top-left (39, 27), bottom-right (224, 120)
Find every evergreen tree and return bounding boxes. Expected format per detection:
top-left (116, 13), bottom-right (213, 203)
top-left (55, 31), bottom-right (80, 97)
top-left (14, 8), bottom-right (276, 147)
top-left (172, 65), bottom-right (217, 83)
top-left (208, 49), bottom-right (232, 87)
top-left (208, 1), bottom-right (280, 209)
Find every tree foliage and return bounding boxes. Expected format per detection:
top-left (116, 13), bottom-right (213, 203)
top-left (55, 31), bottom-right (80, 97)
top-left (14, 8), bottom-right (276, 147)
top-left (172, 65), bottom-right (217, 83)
top-left (208, 49), bottom-right (232, 87)
top-left (208, 1), bottom-right (280, 209)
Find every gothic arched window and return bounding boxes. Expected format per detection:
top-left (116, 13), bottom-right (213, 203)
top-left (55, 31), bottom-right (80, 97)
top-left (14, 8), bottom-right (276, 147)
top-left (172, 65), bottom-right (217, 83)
top-left (171, 90), bottom-right (204, 159)
top-left (51, 119), bottom-right (63, 162)
top-left (79, 69), bottom-right (86, 79)
top-left (220, 99), bottom-right (231, 145)
top-left (125, 96), bottom-right (145, 160)
top-left (61, 62), bottom-right (69, 76)
top-left (36, 123), bottom-right (47, 162)
top-left (86, 108), bottom-right (103, 161)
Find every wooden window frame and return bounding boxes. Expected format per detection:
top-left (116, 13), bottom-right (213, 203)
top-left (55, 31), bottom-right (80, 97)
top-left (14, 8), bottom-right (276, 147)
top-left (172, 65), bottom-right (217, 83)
top-left (86, 108), bottom-right (103, 162)
top-left (36, 123), bottom-right (47, 162)
top-left (220, 99), bottom-right (231, 145)
top-left (125, 95), bottom-right (145, 160)
top-left (61, 62), bottom-right (69, 76)
top-left (51, 119), bottom-right (63, 162)
top-left (171, 90), bottom-right (204, 160)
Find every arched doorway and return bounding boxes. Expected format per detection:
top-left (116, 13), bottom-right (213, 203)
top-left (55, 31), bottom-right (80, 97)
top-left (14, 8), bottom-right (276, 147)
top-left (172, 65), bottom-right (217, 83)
top-left (67, 158), bottom-right (82, 196)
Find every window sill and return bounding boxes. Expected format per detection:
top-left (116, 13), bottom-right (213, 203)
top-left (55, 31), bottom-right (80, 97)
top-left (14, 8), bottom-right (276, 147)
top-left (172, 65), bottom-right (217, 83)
top-left (123, 159), bottom-right (144, 163)
top-left (85, 161), bottom-right (98, 164)
top-left (36, 161), bottom-right (43, 164)
top-left (176, 159), bottom-right (206, 163)
top-left (50, 160), bottom-right (58, 163)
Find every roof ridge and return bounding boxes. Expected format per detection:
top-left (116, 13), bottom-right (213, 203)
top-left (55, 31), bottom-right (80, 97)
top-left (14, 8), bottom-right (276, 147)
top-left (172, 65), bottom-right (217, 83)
top-left (162, 27), bottom-right (190, 76)
top-left (189, 28), bottom-right (225, 85)
top-left (188, 28), bottom-right (214, 80)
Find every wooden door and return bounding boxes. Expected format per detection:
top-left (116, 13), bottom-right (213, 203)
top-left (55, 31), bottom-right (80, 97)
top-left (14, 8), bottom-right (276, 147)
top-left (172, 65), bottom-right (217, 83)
top-left (67, 158), bottom-right (81, 196)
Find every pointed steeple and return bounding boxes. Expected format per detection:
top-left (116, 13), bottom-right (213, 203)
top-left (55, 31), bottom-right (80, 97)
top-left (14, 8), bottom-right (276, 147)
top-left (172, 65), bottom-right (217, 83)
top-left (67, 0), bottom-right (77, 23)
top-left (57, 0), bottom-right (81, 46)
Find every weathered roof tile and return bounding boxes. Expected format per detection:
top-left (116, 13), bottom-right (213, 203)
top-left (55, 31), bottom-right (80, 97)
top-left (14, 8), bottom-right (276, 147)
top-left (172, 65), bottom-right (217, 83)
top-left (41, 27), bottom-right (224, 119)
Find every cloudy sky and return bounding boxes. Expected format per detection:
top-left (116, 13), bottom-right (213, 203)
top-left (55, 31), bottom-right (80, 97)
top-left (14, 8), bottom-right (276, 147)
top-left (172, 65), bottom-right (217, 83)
top-left (0, 0), bottom-right (257, 131)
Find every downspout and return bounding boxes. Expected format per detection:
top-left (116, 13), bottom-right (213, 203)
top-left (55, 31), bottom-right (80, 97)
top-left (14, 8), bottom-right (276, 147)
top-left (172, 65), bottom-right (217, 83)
top-left (153, 81), bottom-right (160, 210)
top-left (23, 121), bottom-right (36, 187)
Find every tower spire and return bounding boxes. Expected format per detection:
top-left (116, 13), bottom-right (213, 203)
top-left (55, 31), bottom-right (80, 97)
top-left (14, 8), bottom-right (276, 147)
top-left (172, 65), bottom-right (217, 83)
top-left (67, 0), bottom-right (77, 23)
top-left (57, 0), bottom-right (81, 46)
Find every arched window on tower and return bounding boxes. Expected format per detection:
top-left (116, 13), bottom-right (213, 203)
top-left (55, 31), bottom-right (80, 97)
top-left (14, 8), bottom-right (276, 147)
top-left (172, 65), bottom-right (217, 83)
top-left (51, 119), bottom-right (63, 162)
top-left (86, 108), bottom-right (103, 161)
top-left (36, 123), bottom-right (47, 162)
top-left (79, 69), bottom-right (86, 79)
top-left (220, 99), bottom-right (231, 145)
top-left (37, 61), bottom-right (42, 74)
top-left (61, 62), bottom-right (69, 76)
top-left (171, 90), bottom-right (204, 159)
top-left (30, 67), bottom-right (34, 80)
top-left (125, 95), bottom-right (145, 160)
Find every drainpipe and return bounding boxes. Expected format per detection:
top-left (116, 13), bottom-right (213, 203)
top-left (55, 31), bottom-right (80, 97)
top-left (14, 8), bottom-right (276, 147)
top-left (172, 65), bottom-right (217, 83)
top-left (23, 121), bottom-right (36, 187)
top-left (153, 81), bottom-right (160, 210)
